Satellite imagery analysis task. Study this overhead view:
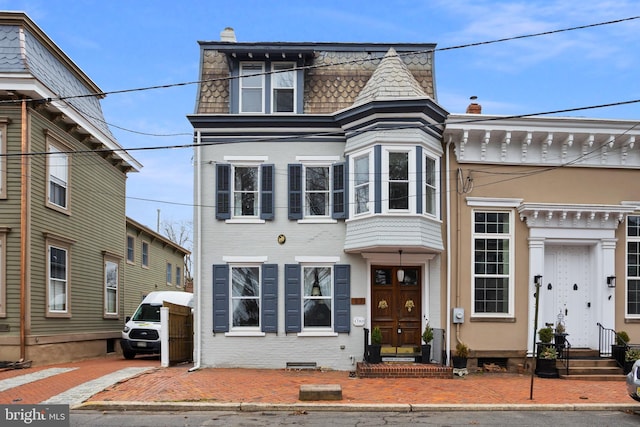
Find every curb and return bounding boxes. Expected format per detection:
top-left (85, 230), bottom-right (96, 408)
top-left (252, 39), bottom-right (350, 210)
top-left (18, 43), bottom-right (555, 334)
top-left (73, 401), bottom-right (640, 413)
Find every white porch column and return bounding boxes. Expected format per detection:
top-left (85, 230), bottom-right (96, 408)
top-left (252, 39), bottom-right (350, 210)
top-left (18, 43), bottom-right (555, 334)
top-left (600, 238), bottom-right (617, 330)
top-left (527, 237), bottom-right (546, 356)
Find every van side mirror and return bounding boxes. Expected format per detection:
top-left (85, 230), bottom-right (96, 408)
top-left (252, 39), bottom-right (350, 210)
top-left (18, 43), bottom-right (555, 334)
top-left (125, 316), bottom-right (131, 322)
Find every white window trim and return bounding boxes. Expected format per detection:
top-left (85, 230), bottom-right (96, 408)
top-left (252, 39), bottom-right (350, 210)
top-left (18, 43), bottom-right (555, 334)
top-left (0, 120), bottom-right (8, 199)
top-left (299, 264), bottom-right (335, 333)
top-left (224, 157), bottom-right (267, 222)
top-left (350, 149), bottom-right (374, 217)
top-left (300, 161), bottom-right (333, 220)
top-left (626, 214), bottom-right (640, 318)
top-left (382, 146), bottom-right (416, 214)
top-left (271, 62), bottom-right (297, 114)
top-left (46, 242), bottom-right (70, 318)
top-left (423, 152), bottom-right (440, 219)
top-left (239, 62), bottom-right (265, 113)
top-left (141, 241), bottom-right (149, 268)
top-left (471, 209), bottom-right (515, 318)
top-left (229, 263), bottom-right (263, 332)
top-left (466, 197), bottom-right (523, 208)
top-left (104, 256), bottom-right (119, 317)
top-left (45, 136), bottom-right (71, 214)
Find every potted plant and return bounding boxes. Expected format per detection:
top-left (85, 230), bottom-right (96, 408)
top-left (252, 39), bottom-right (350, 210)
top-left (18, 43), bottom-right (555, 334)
top-left (452, 342), bottom-right (469, 369)
top-left (421, 321), bottom-right (434, 364)
top-left (535, 344), bottom-right (559, 378)
top-left (369, 326), bottom-right (383, 364)
top-left (554, 322), bottom-right (568, 356)
top-left (537, 326), bottom-right (553, 356)
top-left (624, 347), bottom-right (640, 375)
top-left (612, 331), bottom-right (629, 368)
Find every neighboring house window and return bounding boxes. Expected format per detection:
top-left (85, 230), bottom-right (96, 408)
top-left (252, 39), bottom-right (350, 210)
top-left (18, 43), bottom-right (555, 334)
top-left (240, 63), bottom-right (264, 113)
top-left (237, 62), bottom-right (297, 114)
top-left (47, 141), bottom-right (70, 211)
top-left (627, 215), bottom-right (640, 316)
top-left (0, 118), bottom-right (8, 199)
top-left (284, 263), bottom-right (351, 334)
top-left (47, 241), bottom-right (70, 317)
top-left (176, 266), bottom-right (182, 287)
top-left (424, 154), bottom-right (439, 217)
top-left (472, 211), bottom-right (513, 315)
top-left (215, 161), bottom-right (274, 221)
top-left (353, 152), bottom-right (371, 215)
top-left (288, 160), bottom-right (346, 221)
top-left (126, 235), bottom-right (135, 263)
top-left (166, 262), bottom-right (172, 285)
top-left (104, 257), bottom-right (119, 316)
top-left (141, 241), bottom-right (149, 268)
top-left (212, 262), bottom-right (278, 333)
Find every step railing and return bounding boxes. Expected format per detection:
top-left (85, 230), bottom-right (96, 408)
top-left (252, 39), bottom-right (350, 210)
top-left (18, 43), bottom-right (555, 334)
top-left (597, 322), bottom-right (618, 358)
top-left (557, 337), bottom-right (571, 376)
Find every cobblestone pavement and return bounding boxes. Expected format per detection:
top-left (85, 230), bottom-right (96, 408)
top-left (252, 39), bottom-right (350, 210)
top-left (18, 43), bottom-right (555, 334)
top-left (0, 355), bottom-right (637, 410)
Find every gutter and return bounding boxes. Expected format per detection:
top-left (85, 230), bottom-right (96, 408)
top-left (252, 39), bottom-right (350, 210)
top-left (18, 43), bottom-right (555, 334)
top-left (445, 137), bottom-right (451, 364)
top-left (19, 98), bottom-right (28, 360)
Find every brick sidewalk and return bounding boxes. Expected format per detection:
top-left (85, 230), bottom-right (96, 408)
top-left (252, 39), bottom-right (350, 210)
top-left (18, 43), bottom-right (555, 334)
top-left (0, 355), bottom-right (636, 407)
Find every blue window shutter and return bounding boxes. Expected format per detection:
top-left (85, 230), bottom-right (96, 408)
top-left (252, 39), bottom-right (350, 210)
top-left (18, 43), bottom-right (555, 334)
top-left (416, 146), bottom-right (423, 214)
top-left (212, 264), bottom-right (229, 332)
top-left (288, 164), bottom-right (302, 220)
top-left (261, 164), bottom-right (275, 220)
top-left (284, 264), bottom-right (301, 332)
top-left (216, 164), bottom-right (231, 220)
top-left (334, 265), bottom-right (351, 333)
top-left (261, 264), bottom-right (278, 332)
top-left (374, 145), bottom-right (382, 214)
top-left (332, 162), bottom-right (346, 219)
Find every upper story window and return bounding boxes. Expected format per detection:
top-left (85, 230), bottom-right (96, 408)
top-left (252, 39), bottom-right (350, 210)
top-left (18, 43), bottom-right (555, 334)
top-left (216, 158), bottom-right (274, 222)
top-left (176, 266), bottom-right (182, 287)
top-left (0, 118), bottom-right (8, 199)
top-left (424, 154), bottom-right (439, 217)
top-left (141, 241), bottom-right (149, 268)
top-left (234, 61), bottom-right (299, 114)
top-left (627, 215), bottom-right (640, 316)
top-left (388, 151), bottom-right (409, 210)
top-left (166, 262), bottom-right (172, 285)
top-left (288, 158), bottom-right (346, 222)
top-left (240, 63), bottom-right (264, 113)
top-left (353, 152), bottom-right (371, 216)
top-left (126, 235), bottom-right (135, 263)
top-left (47, 141), bottom-right (70, 212)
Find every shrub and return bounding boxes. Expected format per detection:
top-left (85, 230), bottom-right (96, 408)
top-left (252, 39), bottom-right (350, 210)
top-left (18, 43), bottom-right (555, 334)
top-left (539, 345), bottom-right (557, 360)
top-left (625, 348), bottom-right (640, 362)
top-left (617, 331), bottom-right (630, 346)
top-left (371, 326), bottom-right (382, 345)
top-left (422, 321), bottom-right (434, 344)
top-left (455, 342), bottom-right (469, 358)
top-left (538, 327), bottom-right (553, 343)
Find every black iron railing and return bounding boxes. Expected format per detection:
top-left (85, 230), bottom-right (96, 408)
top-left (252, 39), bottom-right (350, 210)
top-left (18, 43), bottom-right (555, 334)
top-left (557, 337), bottom-right (571, 376)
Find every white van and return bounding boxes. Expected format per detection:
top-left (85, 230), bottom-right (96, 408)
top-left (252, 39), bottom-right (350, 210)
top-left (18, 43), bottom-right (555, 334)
top-left (121, 291), bottom-right (193, 359)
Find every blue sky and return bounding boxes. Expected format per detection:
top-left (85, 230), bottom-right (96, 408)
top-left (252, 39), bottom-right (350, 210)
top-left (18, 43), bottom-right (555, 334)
top-left (4, 1), bottom-right (640, 246)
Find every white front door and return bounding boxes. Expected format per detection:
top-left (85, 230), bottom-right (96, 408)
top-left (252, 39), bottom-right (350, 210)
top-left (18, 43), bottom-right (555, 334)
top-left (543, 245), bottom-right (595, 348)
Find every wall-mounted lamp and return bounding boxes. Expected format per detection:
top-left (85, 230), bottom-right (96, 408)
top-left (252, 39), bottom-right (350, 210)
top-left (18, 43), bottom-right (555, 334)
top-left (607, 276), bottom-right (616, 288)
top-left (534, 275), bottom-right (542, 286)
top-left (397, 250), bottom-right (405, 283)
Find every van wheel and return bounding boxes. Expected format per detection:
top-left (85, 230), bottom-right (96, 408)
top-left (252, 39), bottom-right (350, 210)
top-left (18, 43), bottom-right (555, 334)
top-left (123, 350), bottom-right (136, 360)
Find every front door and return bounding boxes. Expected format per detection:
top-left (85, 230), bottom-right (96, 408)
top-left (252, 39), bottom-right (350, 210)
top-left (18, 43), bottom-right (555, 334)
top-left (543, 245), bottom-right (594, 348)
top-left (371, 265), bottom-right (421, 348)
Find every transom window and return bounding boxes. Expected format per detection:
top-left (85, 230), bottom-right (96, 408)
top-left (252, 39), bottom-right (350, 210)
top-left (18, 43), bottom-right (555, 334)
top-left (473, 211), bottom-right (512, 315)
top-left (627, 215), bottom-right (640, 316)
top-left (231, 266), bottom-right (260, 328)
top-left (303, 266), bottom-right (333, 329)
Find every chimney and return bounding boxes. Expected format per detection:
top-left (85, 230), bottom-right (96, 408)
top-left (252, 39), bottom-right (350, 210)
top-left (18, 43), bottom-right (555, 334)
top-left (220, 27), bottom-right (236, 42)
top-left (466, 96), bottom-right (482, 114)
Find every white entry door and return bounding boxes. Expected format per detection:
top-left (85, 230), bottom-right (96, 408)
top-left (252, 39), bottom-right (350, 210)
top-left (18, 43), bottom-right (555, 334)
top-left (543, 245), bottom-right (594, 348)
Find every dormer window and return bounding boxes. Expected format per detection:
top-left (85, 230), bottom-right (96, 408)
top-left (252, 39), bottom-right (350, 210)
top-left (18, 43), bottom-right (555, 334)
top-left (235, 61), bottom-right (299, 114)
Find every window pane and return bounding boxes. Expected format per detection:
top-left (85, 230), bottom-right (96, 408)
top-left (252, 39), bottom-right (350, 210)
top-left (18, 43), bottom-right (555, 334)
top-left (241, 89), bottom-right (262, 112)
top-left (303, 267), bottom-right (332, 328)
top-left (273, 89), bottom-right (293, 112)
top-left (232, 267), bottom-right (259, 296)
top-left (354, 155), bottom-right (370, 214)
top-left (305, 166), bottom-right (330, 217)
top-left (232, 299), bottom-right (259, 326)
top-left (50, 247), bottom-right (66, 279)
top-left (234, 166), bottom-right (258, 216)
top-left (389, 182), bottom-right (408, 209)
top-left (389, 152), bottom-right (408, 180)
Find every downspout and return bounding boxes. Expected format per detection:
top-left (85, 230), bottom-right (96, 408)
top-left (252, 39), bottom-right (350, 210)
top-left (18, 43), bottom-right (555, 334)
top-left (189, 130), bottom-right (202, 372)
top-left (19, 98), bottom-right (28, 360)
top-left (445, 137), bottom-right (452, 364)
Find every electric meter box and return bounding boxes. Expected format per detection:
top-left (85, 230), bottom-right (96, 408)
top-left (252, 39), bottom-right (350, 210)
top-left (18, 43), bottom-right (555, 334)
top-left (452, 307), bottom-right (465, 324)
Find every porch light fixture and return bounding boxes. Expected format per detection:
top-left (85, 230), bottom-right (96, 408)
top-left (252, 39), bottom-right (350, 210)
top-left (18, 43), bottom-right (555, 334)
top-left (397, 250), bottom-right (405, 283)
top-left (607, 276), bottom-right (616, 288)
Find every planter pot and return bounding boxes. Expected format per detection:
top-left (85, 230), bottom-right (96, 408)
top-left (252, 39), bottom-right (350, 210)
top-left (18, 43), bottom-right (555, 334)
top-left (368, 344), bottom-right (382, 364)
top-left (421, 344), bottom-right (432, 364)
top-left (612, 345), bottom-right (626, 368)
top-left (452, 356), bottom-right (467, 369)
top-left (624, 360), bottom-right (636, 375)
top-left (535, 357), bottom-right (559, 378)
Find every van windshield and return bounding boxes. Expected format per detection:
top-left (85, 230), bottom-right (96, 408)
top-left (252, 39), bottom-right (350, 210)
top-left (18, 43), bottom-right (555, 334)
top-left (132, 304), bottom-right (161, 322)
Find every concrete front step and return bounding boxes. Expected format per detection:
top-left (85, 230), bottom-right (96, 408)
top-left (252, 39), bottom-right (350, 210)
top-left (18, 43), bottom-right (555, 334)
top-left (559, 374), bottom-right (626, 381)
top-left (557, 357), bottom-right (625, 380)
